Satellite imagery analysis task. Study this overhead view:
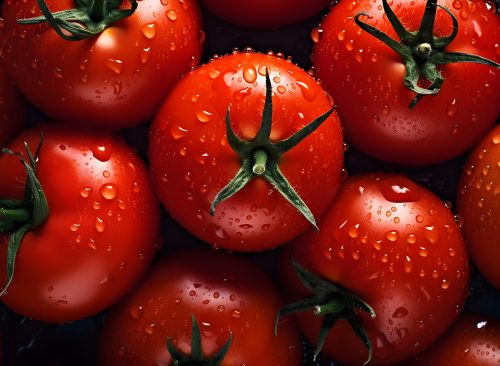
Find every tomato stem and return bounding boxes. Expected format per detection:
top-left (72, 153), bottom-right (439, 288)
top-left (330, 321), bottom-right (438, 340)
top-left (210, 71), bottom-right (335, 230)
top-left (252, 149), bottom-right (268, 175)
top-left (89, 0), bottom-right (106, 22)
top-left (354, 0), bottom-right (500, 108)
top-left (0, 208), bottom-right (31, 223)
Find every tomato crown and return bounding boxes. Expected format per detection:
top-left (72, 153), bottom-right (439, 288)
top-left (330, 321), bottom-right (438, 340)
top-left (210, 71), bottom-right (336, 230)
top-left (166, 315), bottom-right (233, 366)
top-left (355, 0), bottom-right (500, 108)
top-left (0, 135), bottom-right (49, 296)
top-left (276, 258), bottom-right (376, 365)
top-left (17, 0), bottom-right (138, 41)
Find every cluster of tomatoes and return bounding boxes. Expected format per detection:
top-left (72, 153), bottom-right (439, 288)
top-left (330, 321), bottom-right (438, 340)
top-left (0, 0), bottom-right (498, 365)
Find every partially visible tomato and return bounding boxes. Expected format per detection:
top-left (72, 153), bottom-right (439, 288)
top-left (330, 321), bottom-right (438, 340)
top-left (280, 173), bottom-right (470, 365)
top-left (149, 52), bottom-right (344, 252)
top-left (457, 124), bottom-right (500, 290)
top-left (406, 312), bottom-right (500, 365)
top-left (312, 0), bottom-right (499, 165)
top-left (0, 124), bottom-right (161, 322)
top-left (0, 61), bottom-right (26, 147)
top-left (1, 0), bottom-right (204, 128)
top-left (100, 248), bottom-right (302, 366)
top-left (199, 0), bottom-right (332, 29)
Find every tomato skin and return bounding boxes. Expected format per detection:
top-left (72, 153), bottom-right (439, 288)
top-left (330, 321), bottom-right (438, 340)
top-left (406, 312), bottom-right (500, 365)
top-left (0, 0), bottom-right (203, 129)
top-left (457, 124), bottom-right (500, 290)
top-left (200, 0), bottom-right (332, 29)
top-left (149, 52), bottom-right (344, 252)
top-left (281, 173), bottom-right (470, 365)
top-left (100, 248), bottom-right (302, 366)
top-left (0, 125), bottom-right (161, 323)
top-left (0, 63), bottom-right (26, 147)
top-left (312, 0), bottom-right (500, 165)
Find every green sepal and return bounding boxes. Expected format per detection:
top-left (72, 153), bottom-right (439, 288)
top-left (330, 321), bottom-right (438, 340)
top-left (354, 0), bottom-right (500, 107)
top-left (0, 136), bottom-right (49, 296)
top-left (276, 258), bottom-right (376, 364)
top-left (166, 315), bottom-right (233, 366)
top-left (210, 71), bottom-right (336, 229)
top-left (17, 0), bottom-right (137, 41)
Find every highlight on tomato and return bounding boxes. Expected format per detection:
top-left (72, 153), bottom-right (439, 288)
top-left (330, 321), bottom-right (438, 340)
top-left (149, 51), bottom-right (344, 252)
top-left (0, 124), bottom-right (161, 323)
top-left (1, 0), bottom-right (204, 129)
top-left (100, 248), bottom-right (302, 366)
top-left (312, 0), bottom-right (500, 165)
top-left (279, 173), bottom-right (470, 365)
top-left (457, 123), bottom-right (500, 290)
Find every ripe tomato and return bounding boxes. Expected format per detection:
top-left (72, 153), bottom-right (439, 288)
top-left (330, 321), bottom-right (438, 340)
top-left (100, 248), bottom-right (302, 366)
top-left (312, 0), bottom-right (500, 165)
top-left (280, 173), bottom-right (470, 365)
top-left (199, 0), bottom-right (332, 29)
top-left (0, 0), bottom-right (203, 128)
top-left (457, 124), bottom-right (500, 290)
top-left (149, 52), bottom-right (344, 252)
top-left (0, 124), bottom-right (161, 322)
top-left (406, 312), bottom-right (500, 365)
top-left (0, 62), bottom-right (26, 147)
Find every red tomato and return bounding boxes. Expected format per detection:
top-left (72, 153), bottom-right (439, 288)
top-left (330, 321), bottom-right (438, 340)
top-left (149, 52), bottom-right (344, 251)
top-left (312, 0), bottom-right (500, 165)
top-left (100, 248), bottom-right (302, 366)
top-left (406, 312), bottom-right (500, 365)
top-left (0, 62), bottom-right (26, 147)
top-left (200, 0), bottom-right (332, 29)
top-left (0, 0), bottom-right (203, 128)
top-left (457, 124), bottom-right (500, 290)
top-left (281, 173), bottom-right (470, 365)
top-left (0, 124), bottom-right (161, 322)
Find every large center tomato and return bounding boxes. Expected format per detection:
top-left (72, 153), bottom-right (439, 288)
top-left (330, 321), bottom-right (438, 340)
top-left (312, 0), bottom-right (499, 165)
top-left (149, 52), bottom-right (344, 251)
top-left (1, 0), bottom-right (204, 128)
top-left (0, 125), bottom-right (161, 323)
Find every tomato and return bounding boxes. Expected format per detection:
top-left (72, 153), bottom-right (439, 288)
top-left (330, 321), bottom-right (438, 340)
top-left (100, 248), bottom-right (302, 366)
top-left (280, 173), bottom-right (470, 365)
top-left (457, 124), bottom-right (500, 290)
top-left (312, 0), bottom-right (500, 165)
top-left (0, 0), bottom-right (203, 129)
top-left (0, 124), bottom-right (161, 322)
top-left (0, 62), bottom-right (27, 147)
top-left (406, 312), bottom-right (500, 365)
top-left (149, 52), bottom-right (344, 252)
top-left (199, 0), bottom-right (332, 29)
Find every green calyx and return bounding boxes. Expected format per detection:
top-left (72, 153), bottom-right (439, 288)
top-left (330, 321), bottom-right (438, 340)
top-left (355, 0), bottom-right (500, 108)
top-left (167, 315), bottom-right (233, 366)
top-left (210, 71), bottom-right (335, 230)
top-left (0, 135), bottom-right (49, 296)
top-left (275, 258), bottom-right (376, 364)
top-left (17, 0), bottom-right (138, 41)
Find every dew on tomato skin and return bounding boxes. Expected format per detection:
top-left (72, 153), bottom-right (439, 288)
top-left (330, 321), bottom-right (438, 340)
top-left (348, 225), bottom-right (359, 238)
top-left (385, 230), bottom-right (399, 242)
top-left (404, 256), bottom-right (413, 273)
top-left (105, 58), bottom-right (124, 74)
top-left (423, 226), bottom-right (439, 245)
top-left (243, 65), bottom-right (257, 83)
top-left (166, 9), bottom-right (177, 21)
top-left (100, 183), bottom-right (117, 200)
top-left (337, 29), bottom-right (346, 41)
top-left (196, 109), bottom-right (213, 123)
top-left (416, 215), bottom-right (424, 223)
top-left (93, 201), bottom-right (101, 210)
top-left (372, 240), bottom-right (382, 251)
top-left (231, 310), bottom-right (242, 319)
top-left (392, 307), bottom-right (409, 318)
top-left (95, 217), bottom-right (105, 233)
top-left (69, 223), bottom-right (80, 232)
top-left (140, 22), bottom-right (157, 39)
top-left (418, 247), bottom-right (429, 257)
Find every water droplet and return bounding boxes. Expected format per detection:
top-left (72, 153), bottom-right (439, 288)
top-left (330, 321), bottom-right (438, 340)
top-left (424, 226), bottom-right (439, 245)
top-left (141, 22), bottom-right (157, 39)
top-left (296, 80), bottom-right (316, 101)
top-left (171, 125), bottom-right (188, 140)
top-left (418, 247), bottom-right (428, 257)
top-left (348, 225), bottom-right (359, 238)
top-left (416, 215), bottom-right (424, 223)
top-left (337, 29), bottom-right (346, 41)
top-left (372, 240), bottom-right (382, 251)
top-left (129, 305), bottom-right (143, 319)
top-left (166, 10), bottom-right (177, 21)
top-left (404, 256), bottom-right (413, 273)
top-left (48, 286), bottom-right (54, 292)
top-left (140, 47), bottom-right (151, 64)
top-left (213, 292), bottom-right (220, 298)
top-left (144, 324), bottom-right (155, 335)
top-left (392, 307), bottom-right (409, 318)
top-left (196, 109), bottom-right (213, 123)
top-left (243, 65), bottom-right (257, 83)
top-left (311, 27), bottom-right (323, 43)
top-left (492, 134), bottom-right (500, 144)
top-left (406, 234), bottom-right (417, 244)
top-left (70, 223), bottom-right (80, 232)
top-left (217, 305), bottom-right (225, 312)
top-left (133, 182), bottom-right (141, 193)
top-left (100, 183), bottom-right (117, 200)
top-left (231, 310), bottom-right (242, 319)
top-left (106, 59), bottom-right (124, 74)
top-left (88, 239), bottom-right (97, 250)
top-left (385, 230), bottom-right (399, 242)
top-left (80, 187), bottom-right (92, 198)
top-left (95, 217), bottom-right (105, 232)
top-left (91, 144), bottom-right (112, 162)
top-left (441, 279), bottom-right (450, 289)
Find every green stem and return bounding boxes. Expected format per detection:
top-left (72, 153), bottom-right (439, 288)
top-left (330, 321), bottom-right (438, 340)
top-left (0, 208), bottom-right (31, 223)
top-left (314, 300), bottom-right (346, 316)
top-left (89, 0), bottom-right (107, 22)
top-left (252, 150), bottom-right (268, 175)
